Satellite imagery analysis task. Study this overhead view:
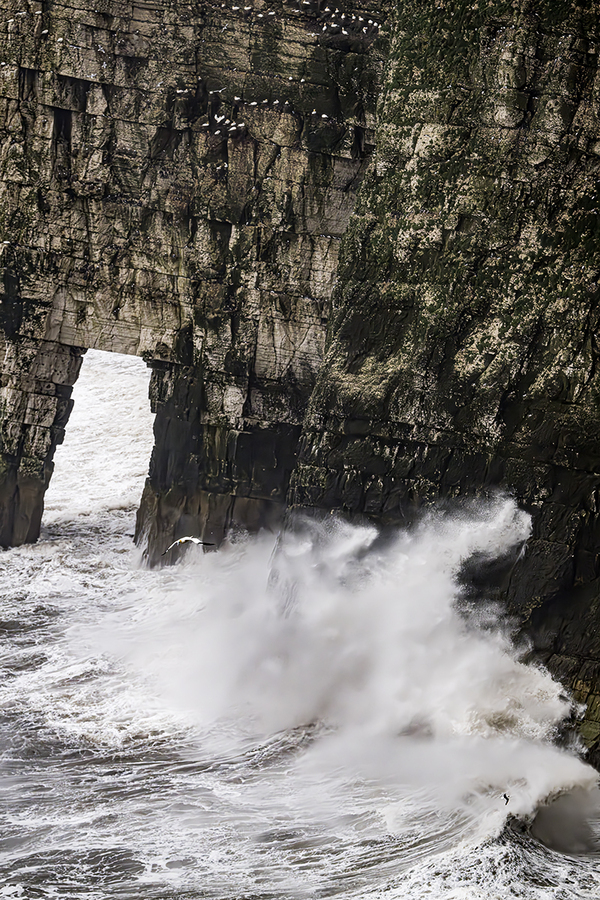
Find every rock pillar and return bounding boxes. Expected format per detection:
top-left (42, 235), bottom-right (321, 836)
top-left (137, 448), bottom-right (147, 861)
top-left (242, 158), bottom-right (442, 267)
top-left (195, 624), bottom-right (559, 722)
top-left (0, 337), bottom-right (84, 545)
top-left (135, 358), bottom-right (303, 564)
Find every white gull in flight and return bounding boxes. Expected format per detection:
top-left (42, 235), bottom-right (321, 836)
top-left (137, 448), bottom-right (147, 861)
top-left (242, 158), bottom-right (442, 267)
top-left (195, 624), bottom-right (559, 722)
top-left (162, 536), bottom-right (215, 555)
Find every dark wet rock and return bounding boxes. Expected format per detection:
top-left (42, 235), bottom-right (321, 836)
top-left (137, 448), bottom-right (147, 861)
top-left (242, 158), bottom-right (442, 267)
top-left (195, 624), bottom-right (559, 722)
top-left (4, 0), bottom-right (600, 759)
top-left (287, 1), bottom-right (600, 764)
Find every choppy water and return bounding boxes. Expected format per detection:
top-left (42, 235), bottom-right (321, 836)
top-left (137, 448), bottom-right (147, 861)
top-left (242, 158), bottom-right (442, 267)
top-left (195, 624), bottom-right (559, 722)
top-left (2, 349), bottom-right (600, 899)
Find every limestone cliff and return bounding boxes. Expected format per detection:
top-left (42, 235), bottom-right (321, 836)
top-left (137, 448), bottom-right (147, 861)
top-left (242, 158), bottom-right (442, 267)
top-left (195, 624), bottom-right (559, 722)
top-left (0, 0), bottom-right (388, 559)
top-left (5, 0), bottom-right (600, 762)
top-left (289, 0), bottom-right (600, 763)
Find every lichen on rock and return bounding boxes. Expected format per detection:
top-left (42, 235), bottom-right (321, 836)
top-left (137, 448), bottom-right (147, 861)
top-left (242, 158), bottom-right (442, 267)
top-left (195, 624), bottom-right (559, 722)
top-left (285, 0), bottom-right (600, 762)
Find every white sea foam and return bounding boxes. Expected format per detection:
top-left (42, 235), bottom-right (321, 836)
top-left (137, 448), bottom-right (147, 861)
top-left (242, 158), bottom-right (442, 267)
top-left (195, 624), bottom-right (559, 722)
top-left (85, 502), bottom-right (595, 833)
top-left (1, 349), bottom-right (599, 899)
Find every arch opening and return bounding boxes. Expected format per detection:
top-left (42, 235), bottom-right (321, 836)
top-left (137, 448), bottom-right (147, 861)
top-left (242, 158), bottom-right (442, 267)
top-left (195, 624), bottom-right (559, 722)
top-left (42, 349), bottom-right (154, 544)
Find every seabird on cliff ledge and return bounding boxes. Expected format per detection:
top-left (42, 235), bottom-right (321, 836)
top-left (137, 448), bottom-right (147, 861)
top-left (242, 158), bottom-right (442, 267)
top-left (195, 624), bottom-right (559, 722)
top-left (162, 537), bottom-right (215, 555)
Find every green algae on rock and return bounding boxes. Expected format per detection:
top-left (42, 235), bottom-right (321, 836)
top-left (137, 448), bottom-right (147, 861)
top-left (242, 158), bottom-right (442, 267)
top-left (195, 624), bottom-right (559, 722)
top-left (288, 0), bottom-right (600, 764)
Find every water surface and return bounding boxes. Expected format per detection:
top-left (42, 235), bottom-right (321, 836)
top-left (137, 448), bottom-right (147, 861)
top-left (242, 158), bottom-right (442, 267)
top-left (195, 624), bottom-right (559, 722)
top-left (1, 349), bottom-right (600, 899)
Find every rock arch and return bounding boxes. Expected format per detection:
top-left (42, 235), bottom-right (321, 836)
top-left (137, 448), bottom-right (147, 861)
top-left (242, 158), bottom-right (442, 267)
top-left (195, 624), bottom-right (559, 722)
top-left (0, 0), bottom-right (388, 561)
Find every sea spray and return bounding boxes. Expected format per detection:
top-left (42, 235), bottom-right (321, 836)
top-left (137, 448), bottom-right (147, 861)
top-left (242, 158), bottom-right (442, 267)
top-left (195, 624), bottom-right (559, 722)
top-left (3, 350), bottom-right (600, 898)
top-left (80, 497), bottom-right (598, 846)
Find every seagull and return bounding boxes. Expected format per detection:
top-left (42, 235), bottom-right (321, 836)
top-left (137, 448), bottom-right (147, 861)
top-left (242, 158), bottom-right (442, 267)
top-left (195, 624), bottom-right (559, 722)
top-left (162, 537), bottom-right (215, 555)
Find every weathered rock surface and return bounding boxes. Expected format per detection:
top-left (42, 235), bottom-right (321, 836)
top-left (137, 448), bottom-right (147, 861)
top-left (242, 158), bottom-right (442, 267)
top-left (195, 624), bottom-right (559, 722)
top-left (289, 0), bottom-right (600, 764)
top-left (0, 0), bottom-right (388, 561)
top-left (5, 0), bottom-right (600, 761)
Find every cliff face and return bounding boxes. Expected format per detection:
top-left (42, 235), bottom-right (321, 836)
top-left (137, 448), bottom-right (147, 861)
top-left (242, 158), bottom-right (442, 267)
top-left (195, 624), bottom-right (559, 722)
top-left (0, 0), bottom-right (388, 559)
top-left (5, 0), bottom-right (600, 759)
top-left (289, 0), bottom-right (600, 762)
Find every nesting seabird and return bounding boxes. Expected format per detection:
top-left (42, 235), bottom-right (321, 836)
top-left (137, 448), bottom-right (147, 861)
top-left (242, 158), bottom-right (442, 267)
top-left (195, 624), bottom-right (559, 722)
top-left (162, 536), bottom-right (215, 555)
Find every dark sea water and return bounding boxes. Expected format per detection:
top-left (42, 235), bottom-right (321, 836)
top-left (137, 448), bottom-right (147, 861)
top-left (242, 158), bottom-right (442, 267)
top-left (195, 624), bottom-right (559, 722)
top-left (2, 350), bottom-right (600, 899)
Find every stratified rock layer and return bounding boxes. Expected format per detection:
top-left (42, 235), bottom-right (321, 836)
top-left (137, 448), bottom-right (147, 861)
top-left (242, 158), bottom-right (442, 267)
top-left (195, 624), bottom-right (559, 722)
top-left (0, 0), bottom-right (388, 560)
top-left (5, 0), bottom-right (600, 761)
top-left (289, 0), bottom-right (600, 763)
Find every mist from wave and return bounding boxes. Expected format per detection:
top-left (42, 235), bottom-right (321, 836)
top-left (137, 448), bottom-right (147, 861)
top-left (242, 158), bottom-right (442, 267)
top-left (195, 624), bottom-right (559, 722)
top-left (1, 349), bottom-right (600, 899)
top-left (87, 500), bottom-right (597, 830)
